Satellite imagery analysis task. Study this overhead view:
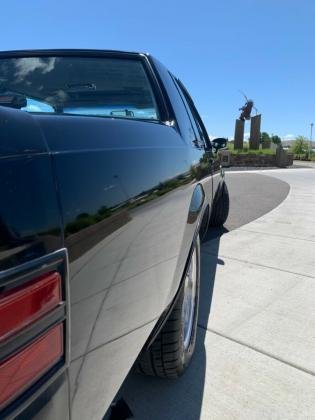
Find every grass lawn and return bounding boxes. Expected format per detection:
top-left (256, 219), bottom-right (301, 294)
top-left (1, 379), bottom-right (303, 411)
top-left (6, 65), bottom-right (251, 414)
top-left (227, 143), bottom-right (276, 155)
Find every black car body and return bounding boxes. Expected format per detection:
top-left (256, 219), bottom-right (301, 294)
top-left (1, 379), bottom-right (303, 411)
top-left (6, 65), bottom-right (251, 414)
top-left (0, 50), bottom-right (225, 419)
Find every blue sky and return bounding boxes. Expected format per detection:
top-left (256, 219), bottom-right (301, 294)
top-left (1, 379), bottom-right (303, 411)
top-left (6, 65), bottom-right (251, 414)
top-left (1, 0), bottom-right (314, 140)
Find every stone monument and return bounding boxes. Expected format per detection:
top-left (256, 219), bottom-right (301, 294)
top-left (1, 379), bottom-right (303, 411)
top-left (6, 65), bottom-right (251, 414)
top-left (249, 114), bottom-right (261, 150)
top-left (234, 119), bottom-right (245, 149)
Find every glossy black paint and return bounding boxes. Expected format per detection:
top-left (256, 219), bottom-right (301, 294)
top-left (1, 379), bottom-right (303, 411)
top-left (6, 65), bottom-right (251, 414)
top-left (0, 50), bottom-right (223, 419)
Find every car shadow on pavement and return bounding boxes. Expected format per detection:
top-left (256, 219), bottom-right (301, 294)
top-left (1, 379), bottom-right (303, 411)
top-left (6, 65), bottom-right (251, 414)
top-left (118, 227), bottom-right (226, 419)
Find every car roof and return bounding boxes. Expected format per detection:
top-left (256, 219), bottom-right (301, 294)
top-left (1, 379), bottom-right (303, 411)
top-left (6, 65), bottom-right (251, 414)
top-left (0, 49), bottom-right (150, 59)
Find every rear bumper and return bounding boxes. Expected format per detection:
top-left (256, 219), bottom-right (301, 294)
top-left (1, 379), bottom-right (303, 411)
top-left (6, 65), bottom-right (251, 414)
top-left (14, 372), bottom-right (70, 420)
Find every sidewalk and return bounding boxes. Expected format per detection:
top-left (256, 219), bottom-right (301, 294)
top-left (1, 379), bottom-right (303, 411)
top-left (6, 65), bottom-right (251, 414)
top-left (293, 160), bottom-right (315, 168)
top-left (121, 168), bottom-right (315, 419)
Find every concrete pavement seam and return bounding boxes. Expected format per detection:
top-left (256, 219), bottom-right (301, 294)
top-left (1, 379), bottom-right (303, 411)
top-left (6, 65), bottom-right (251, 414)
top-left (238, 228), bottom-right (315, 244)
top-left (201, 250), bottom-right (315, 280)
top-left (197, 325), bottom-right (315, 378)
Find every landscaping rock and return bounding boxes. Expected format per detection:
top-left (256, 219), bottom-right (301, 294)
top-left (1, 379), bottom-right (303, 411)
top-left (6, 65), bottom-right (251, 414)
top-left (276, 145), bottom-right (293, 167)
top-left (229, 154), bottom-right (276, 167)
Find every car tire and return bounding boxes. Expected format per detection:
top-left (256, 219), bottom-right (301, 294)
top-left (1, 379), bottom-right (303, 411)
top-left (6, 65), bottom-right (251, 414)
top-left (137, 236), bottom-right (200, 378)
top-left (209, 181), bottom-right (229, 227)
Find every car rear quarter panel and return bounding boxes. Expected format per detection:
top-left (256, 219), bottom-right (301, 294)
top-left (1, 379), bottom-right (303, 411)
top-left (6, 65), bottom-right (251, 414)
top-left (35, 107), bottom-right (210, 418)
top-left (0, 106), bottom-right (69, 419)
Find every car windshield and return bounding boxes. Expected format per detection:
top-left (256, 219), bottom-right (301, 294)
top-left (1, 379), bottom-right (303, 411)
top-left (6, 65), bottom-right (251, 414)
top-left (0, 56), bottom-right (159, 120)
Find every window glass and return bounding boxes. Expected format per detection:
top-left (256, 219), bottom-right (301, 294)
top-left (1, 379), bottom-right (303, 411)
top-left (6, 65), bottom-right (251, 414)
top-left (171, 76), bottom-right (203, 148)
top-left (21, 98), bottom-right (54, 113)
top-left (172, 76), bottom-right (211, 149)
top-left (0, 56), bottom-right (159, 120)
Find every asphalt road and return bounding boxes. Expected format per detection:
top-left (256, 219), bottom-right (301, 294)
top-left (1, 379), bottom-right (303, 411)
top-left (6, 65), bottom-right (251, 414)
top-left (222, 172), bottom-right (290, 232)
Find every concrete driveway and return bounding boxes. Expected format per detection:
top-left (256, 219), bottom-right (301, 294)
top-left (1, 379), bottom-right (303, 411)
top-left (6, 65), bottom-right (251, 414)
top-left (120, 168), bottom-right (315, 419)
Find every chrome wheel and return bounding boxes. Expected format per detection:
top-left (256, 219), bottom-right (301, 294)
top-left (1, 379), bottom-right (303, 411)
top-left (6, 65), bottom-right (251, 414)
top-left (181, 244), bottom-right (198, 350)
top-left (138, 236), bottom-right (200, 378)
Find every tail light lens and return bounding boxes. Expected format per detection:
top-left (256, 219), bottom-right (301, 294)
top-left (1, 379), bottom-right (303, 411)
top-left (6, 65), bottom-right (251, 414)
top-left (0, 269), bottom-right (66, 412)
top-left (0, 324), bottom-right (63, 410)
top-left (0, 272), bottom-right (61, 341)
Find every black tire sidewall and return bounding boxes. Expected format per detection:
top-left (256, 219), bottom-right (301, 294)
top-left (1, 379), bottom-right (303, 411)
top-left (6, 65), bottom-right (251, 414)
top-left (136, 235), bottom-right (201, 378)
top-left (180, 235), bottom-right (200, 369)
top-left (209, 181), bottom-right (229, 227)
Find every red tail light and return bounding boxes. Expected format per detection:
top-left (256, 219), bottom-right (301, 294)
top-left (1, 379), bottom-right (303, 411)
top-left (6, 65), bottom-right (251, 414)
top-left (0, 324), bottom-right (63, 409)
top-left (0, 272), bottom-right (62, 341)
top-left (0, 266), bottom-right (67, 413)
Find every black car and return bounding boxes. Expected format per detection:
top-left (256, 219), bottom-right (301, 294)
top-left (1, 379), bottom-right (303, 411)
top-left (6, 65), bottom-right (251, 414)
top-left (0, 50), bottom-right (229, 419)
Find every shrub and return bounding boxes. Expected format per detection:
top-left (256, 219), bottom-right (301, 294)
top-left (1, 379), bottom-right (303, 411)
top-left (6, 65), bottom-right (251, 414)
top-left (291, 136), bottom-right (310, 156)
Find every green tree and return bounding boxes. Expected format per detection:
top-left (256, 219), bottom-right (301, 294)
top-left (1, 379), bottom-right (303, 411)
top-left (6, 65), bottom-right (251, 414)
top-left (291, 136), bottom-right (309, 155)
top-left (260, 132), bottom-right (270, 142)
top-left (260, 132), bottom-right (271, 148)
top-left (271, 135), bottom-right (281, 145)
top-left (98, 206), bottom-right (111, 217)
top-left (77, 212), bottom-right (90, 219)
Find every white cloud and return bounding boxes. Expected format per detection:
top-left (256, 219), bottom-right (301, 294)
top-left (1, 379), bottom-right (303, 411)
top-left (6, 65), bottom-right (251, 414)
top-left (283, 134), bottom-right (296, 140)
top-left (14, 57), bottom-right (56, 82)
top-left (244, 132), bottom-right (250, 140)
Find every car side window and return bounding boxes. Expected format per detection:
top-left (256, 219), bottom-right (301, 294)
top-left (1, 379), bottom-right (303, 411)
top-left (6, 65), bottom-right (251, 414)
top-left (170, 75), bottom-right (203, 149)
top-left (0, 56), bottom-right (160, 121)
top-left (172, 76), bottom-right (211, 150)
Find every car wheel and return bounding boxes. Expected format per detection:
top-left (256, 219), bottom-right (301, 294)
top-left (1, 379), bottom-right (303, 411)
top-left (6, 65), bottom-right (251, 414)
top-left (209, 181), bottom-right (229, 227)
top-left (137, 236), bottom-right (200, 378)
